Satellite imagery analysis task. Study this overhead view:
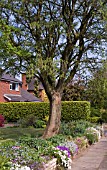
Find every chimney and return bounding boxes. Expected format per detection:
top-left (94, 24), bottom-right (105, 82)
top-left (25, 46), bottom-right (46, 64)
top-left (21, 73), bottom-right (27, 90)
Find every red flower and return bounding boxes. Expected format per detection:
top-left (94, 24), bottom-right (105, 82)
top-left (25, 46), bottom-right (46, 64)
top-left (0, 114), bottom-right (5, 127)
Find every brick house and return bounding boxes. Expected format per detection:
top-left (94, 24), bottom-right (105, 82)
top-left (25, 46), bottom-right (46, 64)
top-left (0, 73), bottom-right (42, 102)
top-left (21, 73), bottom-right (48, 102)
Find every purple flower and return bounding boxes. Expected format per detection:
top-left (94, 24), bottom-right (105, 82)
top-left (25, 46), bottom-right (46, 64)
top-left (12, 146), bottom-right (20, 150)
top-left (56, 146), bottom-right (71, 157)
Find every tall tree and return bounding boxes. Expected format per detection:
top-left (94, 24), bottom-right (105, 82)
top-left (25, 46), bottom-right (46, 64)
top-left (62, 77), bottom-right (85, 101)
top-left (0, 0), bottom-right (107, 138)
top-left (84, 61), bottom-right (107, 109)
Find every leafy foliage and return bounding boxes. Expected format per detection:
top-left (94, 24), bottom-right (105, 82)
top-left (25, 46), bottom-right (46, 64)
top-left (60, 120), bottom-right (92, 137)
top-left (84, 61), bottom-right (107, 109)
top-left (85, 127), bottom-right (100, 144)
top-left (0, 0), bottom-right (107, 96)
top-left (0, 101), bottom-right (90, 122)
top-left (61, 101), bottom-right (90, 122)
top-left (101, 110), bottom-right (107, 123)
top-left (18, 114), bottom-right (46, 128)
top-left (0, 121), bottom-right (103, 169)
top-left (0, 102), bottom-right (49, 122)
top-left (62, 78), bottom-right (85, 101)
top-left (89, 116), bottom-right (101, 123)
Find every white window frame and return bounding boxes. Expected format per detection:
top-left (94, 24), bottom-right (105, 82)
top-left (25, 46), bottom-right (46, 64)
top-left (10, 83), bottom-right (19, 91)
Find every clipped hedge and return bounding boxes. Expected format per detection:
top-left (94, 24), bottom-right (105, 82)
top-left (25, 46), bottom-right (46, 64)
top-left (61, 101), bottom-right (90, 122)
top-left (0, 101), bottom-right (90, 122)
top-left (0, 102), bottom-right (49, 122)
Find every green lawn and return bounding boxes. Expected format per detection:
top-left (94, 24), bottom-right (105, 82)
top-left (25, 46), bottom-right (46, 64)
top-left (0, 127), bottom-right (44, 140)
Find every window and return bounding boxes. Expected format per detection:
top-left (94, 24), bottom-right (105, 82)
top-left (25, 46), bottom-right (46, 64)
top-left (10, 83), bottom-right (19, 91)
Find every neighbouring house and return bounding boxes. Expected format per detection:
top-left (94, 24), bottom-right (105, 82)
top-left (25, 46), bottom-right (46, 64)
top-left (21, 73), bottom-right (47, 101)
top-left (0, 73), bottom-right (43, 102)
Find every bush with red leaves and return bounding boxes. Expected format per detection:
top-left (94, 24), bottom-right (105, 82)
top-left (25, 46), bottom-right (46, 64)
top-left (0, 114), bottom-right (5, 127)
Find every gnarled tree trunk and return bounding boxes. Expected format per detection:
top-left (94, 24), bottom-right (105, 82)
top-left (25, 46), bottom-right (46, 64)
top-left (42, 91), bottom-right (62, 139)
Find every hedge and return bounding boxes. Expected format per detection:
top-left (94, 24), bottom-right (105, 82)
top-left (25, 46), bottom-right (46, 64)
top-left (0, 102), bottom-right (49, 122)
top-left (0, 101), bottom-right (90, 122)
top-left (61, 101), bottom-right (90, 122)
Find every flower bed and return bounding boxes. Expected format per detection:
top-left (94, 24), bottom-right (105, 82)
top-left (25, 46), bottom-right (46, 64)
top-left (0, 124), bottom-right (104, 170)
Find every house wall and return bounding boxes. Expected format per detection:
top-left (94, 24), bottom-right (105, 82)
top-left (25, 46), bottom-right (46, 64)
top-left (39, 89), bottom-right (48, 102)
top-left (0, 81), bottom-right (20, 102)
top-left (27, 90), bottom-right (34, 95)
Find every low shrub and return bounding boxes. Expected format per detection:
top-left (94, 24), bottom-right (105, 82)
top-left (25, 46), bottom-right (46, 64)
top-left (88, 116), bottom-right (101, 123)
top-left (75, 137), bottom-right (88, 150)
top-left (47, 134), bottom-right (66, 146)
top-left (0, 155), bottom-right (11, 170)
top-left (101, 110), bottom-right (107, 123)
top-left (85, 127), bottom-right (100, 144)
top-left (18, 114), bottom-right (46, 128)
top-left (85, 133), bottom-right (96, 145)
top-left (34, 119), bottom-right (46, 128)
top-left (60, 120), bottom-right (92, 137)
top-left (19, 137), bottom-right (50, 149)
top-left (18, 114), bottom-right (37, 128)
top-left (90, 107), bottom-right (101, 117)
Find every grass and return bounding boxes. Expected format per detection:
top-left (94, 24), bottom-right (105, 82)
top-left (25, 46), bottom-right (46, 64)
top-left (0, 127), bottom-right (44, 140)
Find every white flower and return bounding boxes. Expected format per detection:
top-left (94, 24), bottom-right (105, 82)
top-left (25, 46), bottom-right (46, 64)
top-left (67, 158), bottom-right (72, 169)
top-left (21, 166), bottom-right (31, 170)
top-left (10, 164), bottom-right (31, 170)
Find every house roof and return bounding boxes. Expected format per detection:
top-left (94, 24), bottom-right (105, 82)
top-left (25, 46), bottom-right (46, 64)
top-left (28, 79), bottom-right (36, 91)
top-left (21, 89), bottom-right (42, 102)
top-left (38, 83), bottom-right (44, 90)
top-left (28, 79), bottom-right (44, 91)
top-left (4, 94), bottom-right (25, 102)
top-left (4, 89), bottom-right (42, 102)
top-left (1, 73), bottom-right (22, 83)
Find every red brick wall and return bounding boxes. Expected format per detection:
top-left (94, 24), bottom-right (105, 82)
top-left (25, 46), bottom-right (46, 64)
top-left (22, 73), bottom-right (28, 90)
top-left (0, 81), bottom-right (20, 102)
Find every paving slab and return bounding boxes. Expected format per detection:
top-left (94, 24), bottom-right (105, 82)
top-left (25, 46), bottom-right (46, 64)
top-left (98, 155), bottom-right (107, 170)
top-left (71, 137), bottom-right (107, 170)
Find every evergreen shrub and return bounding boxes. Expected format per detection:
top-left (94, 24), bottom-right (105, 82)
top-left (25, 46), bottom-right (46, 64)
top-left (101, 110), bottom-right (107, 123)
top-left (61, 101), bottom-right (90, 121)
top-left (0, 102), bottom-right (49, 122)
top-left (0, 101), bottom-right (90, 122)
top-left (88, 116), bottom-right (101, 123)
top-left (90, 107), bottom-right (101, 117)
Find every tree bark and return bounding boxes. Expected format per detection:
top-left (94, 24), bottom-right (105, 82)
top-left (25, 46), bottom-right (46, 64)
top-left (42, 91), bottom-right (62, 139)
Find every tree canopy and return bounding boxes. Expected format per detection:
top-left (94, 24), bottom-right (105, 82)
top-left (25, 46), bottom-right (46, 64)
top-left (84, 60), bottom-right (107, 109)
top-left (0, 0), bottom-right (107, 95)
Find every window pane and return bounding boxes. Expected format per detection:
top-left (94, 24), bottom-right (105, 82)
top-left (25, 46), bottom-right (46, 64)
top-left (15, 83), bottom-right (18, 91)
top-left (10, 83), bottom-right (19, 91)
top-left (12, 83), bottom-right (16, 90)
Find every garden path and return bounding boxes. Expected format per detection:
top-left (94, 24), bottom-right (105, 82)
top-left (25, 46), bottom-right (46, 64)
top-left (71, 135), bottom-right (107, 170)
